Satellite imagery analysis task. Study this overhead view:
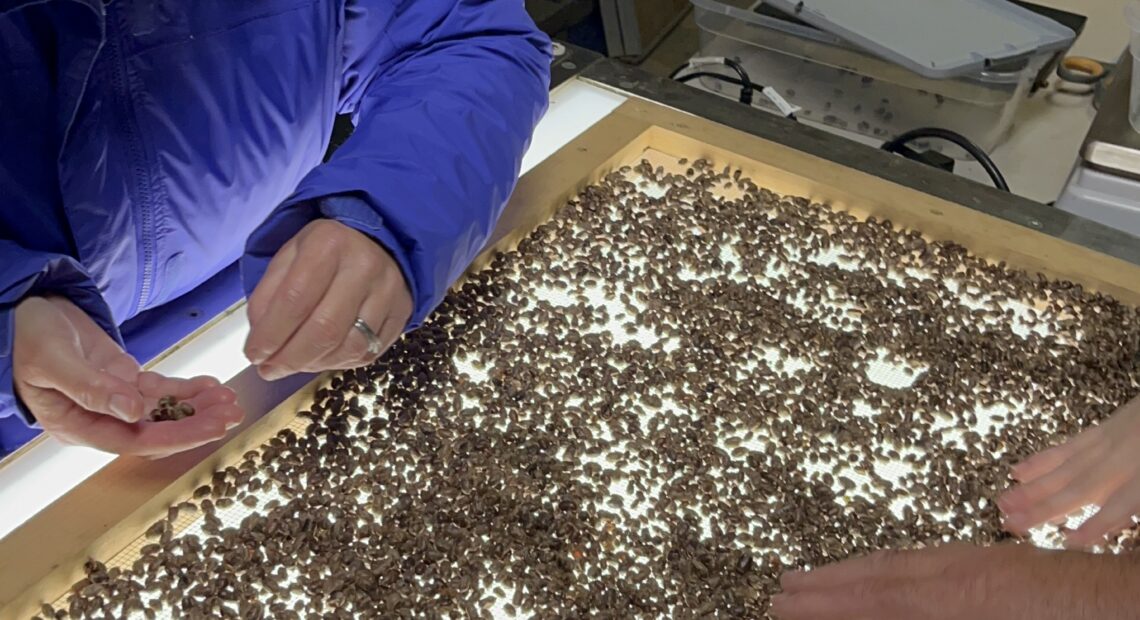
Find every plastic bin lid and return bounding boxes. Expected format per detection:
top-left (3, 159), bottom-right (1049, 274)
top-left (759, 0), bottom-right (1076, 79)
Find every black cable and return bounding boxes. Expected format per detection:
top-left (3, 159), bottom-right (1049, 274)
top-left (676, 71), bottom-right (744, 87)
top-left (670, 60), bottom-right (754, 106)
top-left (673, 64), bottom-right (998, 188)
top-left (881, 127), bottom-right (1010, 192)
top-left (677, 72), bottom-right (799, 121)
top-left (720, 58), bottom-right (754, 106)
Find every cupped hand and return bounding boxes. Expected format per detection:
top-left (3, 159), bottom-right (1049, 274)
top-left (14, 296), bottom-right (243, 456)
top-left (244, 219), bottom-right (412, 380)
top-left (772, 543), bottom-right (1139, 620)
top-left (998, 394), bottom-right (1140, 547)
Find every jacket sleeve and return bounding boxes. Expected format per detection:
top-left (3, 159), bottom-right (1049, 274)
top-left (242, 0), bottom-right (552, 329)
top-left (0, 241), bottom-right (121, 425)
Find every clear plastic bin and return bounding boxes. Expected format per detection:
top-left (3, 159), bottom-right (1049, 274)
top-left (1128, 2), bottom-right (1140, 133)
top-left (691, 0), bottom-right (1054, 153)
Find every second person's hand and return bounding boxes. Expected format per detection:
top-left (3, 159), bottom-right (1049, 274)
top-left (244, 219), bottom-right (413, 380)
top-left (999, 394), bottom-right (1140, 547)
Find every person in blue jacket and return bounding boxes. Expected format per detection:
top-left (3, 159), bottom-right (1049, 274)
top-left (0, 0), bottom-right (551, 457)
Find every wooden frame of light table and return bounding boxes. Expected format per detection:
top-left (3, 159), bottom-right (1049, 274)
top-left (3, 57), bottom-right (1140, 619)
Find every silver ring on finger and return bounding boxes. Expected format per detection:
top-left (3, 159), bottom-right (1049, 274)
top-left (353, 317), bottom-right (383, 357)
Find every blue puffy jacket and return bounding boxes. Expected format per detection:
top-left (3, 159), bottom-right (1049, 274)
top-left (0, 0), bottom-right (551, 448)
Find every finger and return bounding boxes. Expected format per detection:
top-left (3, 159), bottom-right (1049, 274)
top-left (262, 266), bottom-right (369, 378)
top-left (369, 316), bottom-right (395, 362)
top-left (1002, 451), bottom-right (1117, 533)
top-left (44, 405), bottom-right (232, 457)
top-left (309, 298), bottom-right (385, 372)
top-left (46, 298), bottom-right (144, 402)
top-left (99, 350), bottom-right (143, 384)
top-left (71, 333), bottom-right (141, 384)
top-left (245, 240), bottom-right (338, 364)
top-left (307, 269), bottom-right (411, 372)
top-left (1000, 443), bottom-right (1102, 516)
top-left (185, 386), bottom-right (244, 428)
top-left (1011, 429), bottom-right (1100, 483)
top-left (149, 391), bottom-right (247, 456)
top-left (130, 412), bottom-right (238, 456)
top-left (779, 546), bottom-right (972, 594)
top-left (21, 348), bottom-right (145, 423)
top-left (186, 392), bottom-right (244, 427)
top-left (63, 303), bottom-right (144, 383)
top-left (137, 373), bottom-right (222, 400)
top-left (246, 241), bottom-right (298, 326)
top-left (137, 373), bottom-right (243, 427)
top-left (378, 310), bottom-right (406, 352)
top-left (300, 321), bottom-right (372, 374)
top-left (358, 272), bottom-right (413, 361)
top-left (183, 383), bottom-right (239, 409)
top-left (1066, 488), bottom-right (1140, 548)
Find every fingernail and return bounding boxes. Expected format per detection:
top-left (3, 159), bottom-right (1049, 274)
top-left (258, 365), bottom-right (286, 381)
top-left (109, 394), bottom-right (135, 422)
top-left (248, 349), bottom-right (268, 365)
top-left (1003, 512), bottom-right (1025, 529)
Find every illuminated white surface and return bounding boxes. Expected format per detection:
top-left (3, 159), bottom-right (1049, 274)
top-left (147, 308), bottom-right (253, 383)
top-left (521, 79), bottom-right (628, 174)
top-left (0, 443), bottom-right (112, 539)
top-left (0, 79), bottom-right (628, 541)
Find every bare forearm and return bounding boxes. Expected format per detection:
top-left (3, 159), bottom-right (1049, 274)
top-left (1026, 550), bottom-right (1140, 620)
top-left (1084, 552), bottom-right (1140, 619)
top-left (773, 544), bottom-right (1140, 620)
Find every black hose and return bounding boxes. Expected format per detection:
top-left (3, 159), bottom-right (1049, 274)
top-left (720, 58), bottom-right (754, 106)
top-left (670, 60), bottom-right (754, 106)
top-left (881, 127), bottom-right (1009, 192)
top-left (676, 71), bottom-right (744, 87)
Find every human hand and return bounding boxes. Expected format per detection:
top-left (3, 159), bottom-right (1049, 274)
top-left (13, 296), bottom-right (243, 456)
top-left (772, 543), bottom-right (1139, 620)
top-left (999, 394), bottom-right (1140, 547)
top-left (244, 219), bottom-right (412, 380)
